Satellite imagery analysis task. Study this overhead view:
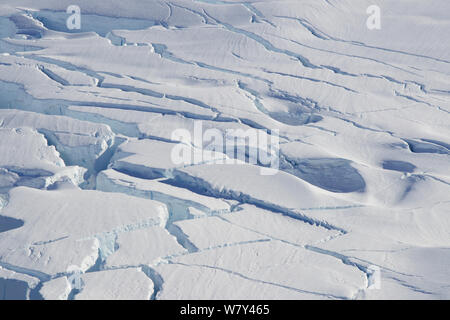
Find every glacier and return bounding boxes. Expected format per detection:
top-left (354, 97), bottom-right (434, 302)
top-left (0, 0), bottom-right (449, 300)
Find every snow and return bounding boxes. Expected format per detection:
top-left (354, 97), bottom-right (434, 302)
top-left (0, 266), bottom-right (39, 299)
top-left (109, 138), bottom-right (227, 179)
top-left (39, 276), bottom-right (71, 300)
top-left (174, 214), bottom-right (269, 250)
top-left (313, 232), bottom-right (450, 299)
top-left (153, 263), bottom-right (325, 300)
top-left (0, 127), bottom-right (85, 191)
top-left (40, 267), bottom-right (154, 300)
top-left (156, 240), bottom-right (366, 300)
top-left (0, 0), bottom-right (449, 300)
top-left (205, 204), bottom-right (340, 247)
top-left (0, 109), bottom-right (115, 177)
top-left (1, 237), bottom-right (99, 278)
top-left (97, 169), bottom-right (231, 215)
top-left (0, 187), bottom-right (168, 278)
top-left (171, 163), bottom-right (354, 217)
top-left (104, 227), bottom-right (186, 268)
top-left (74, 268), bottom-right (154, 300)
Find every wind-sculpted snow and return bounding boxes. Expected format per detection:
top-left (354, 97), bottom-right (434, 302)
top-left (0, 0), bottom-right (449, 299)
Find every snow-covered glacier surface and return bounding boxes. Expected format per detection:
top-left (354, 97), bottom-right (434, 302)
top-left (0, 0), bottom-right (449, 300)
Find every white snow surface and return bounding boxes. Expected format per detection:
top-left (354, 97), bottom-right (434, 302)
top-left (0, 0), bottom-right (449, 300)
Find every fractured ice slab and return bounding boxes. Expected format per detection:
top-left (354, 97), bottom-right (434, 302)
top-left (154, 263), bottom-right (325, 300)
top-left (0, 187), bottom-right (168, 244)
top-left (314, 232), bottom-right (450, 299)
top-left (0, 127), bottom-right (85, 191)
top-left (0, 266), bottom-right (39, 300)
top-left (404, 139), bottom-right (449, 155)
top-left (110, 138), bottom-right (226, 179)
top-left (97, 169), bottom-right (230, 216)
top-left (169, 162), bottom-right (354, 214)
top-left (40, 268), bottom-right (154, 300)
top-left (67, 106), bottom-right (162, 137)
top-left (104, 227), bottom-right (186, 269)
top-left (39, 276), bottom-right (71, 300)
top-left (0, 0), bottom-right (449, 300)
top-left (75, 268), bottom-right (154, 300)
top-left (173, 204), bottom-right (341, 251)
top-left (0, 187), bottom-right (168, 277)
top-left (159, 240), bottom-right (366, 299)
top-left (212, 204), bottom-right (340, 246)
top-left (0, 109), bottom-right (115, 174)
top-left (0, 237), bottom-right (99, 278)
top-left (0, 127), bottom-right (63, 169)
top-left (174, 214), bottom-right (269, 251)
